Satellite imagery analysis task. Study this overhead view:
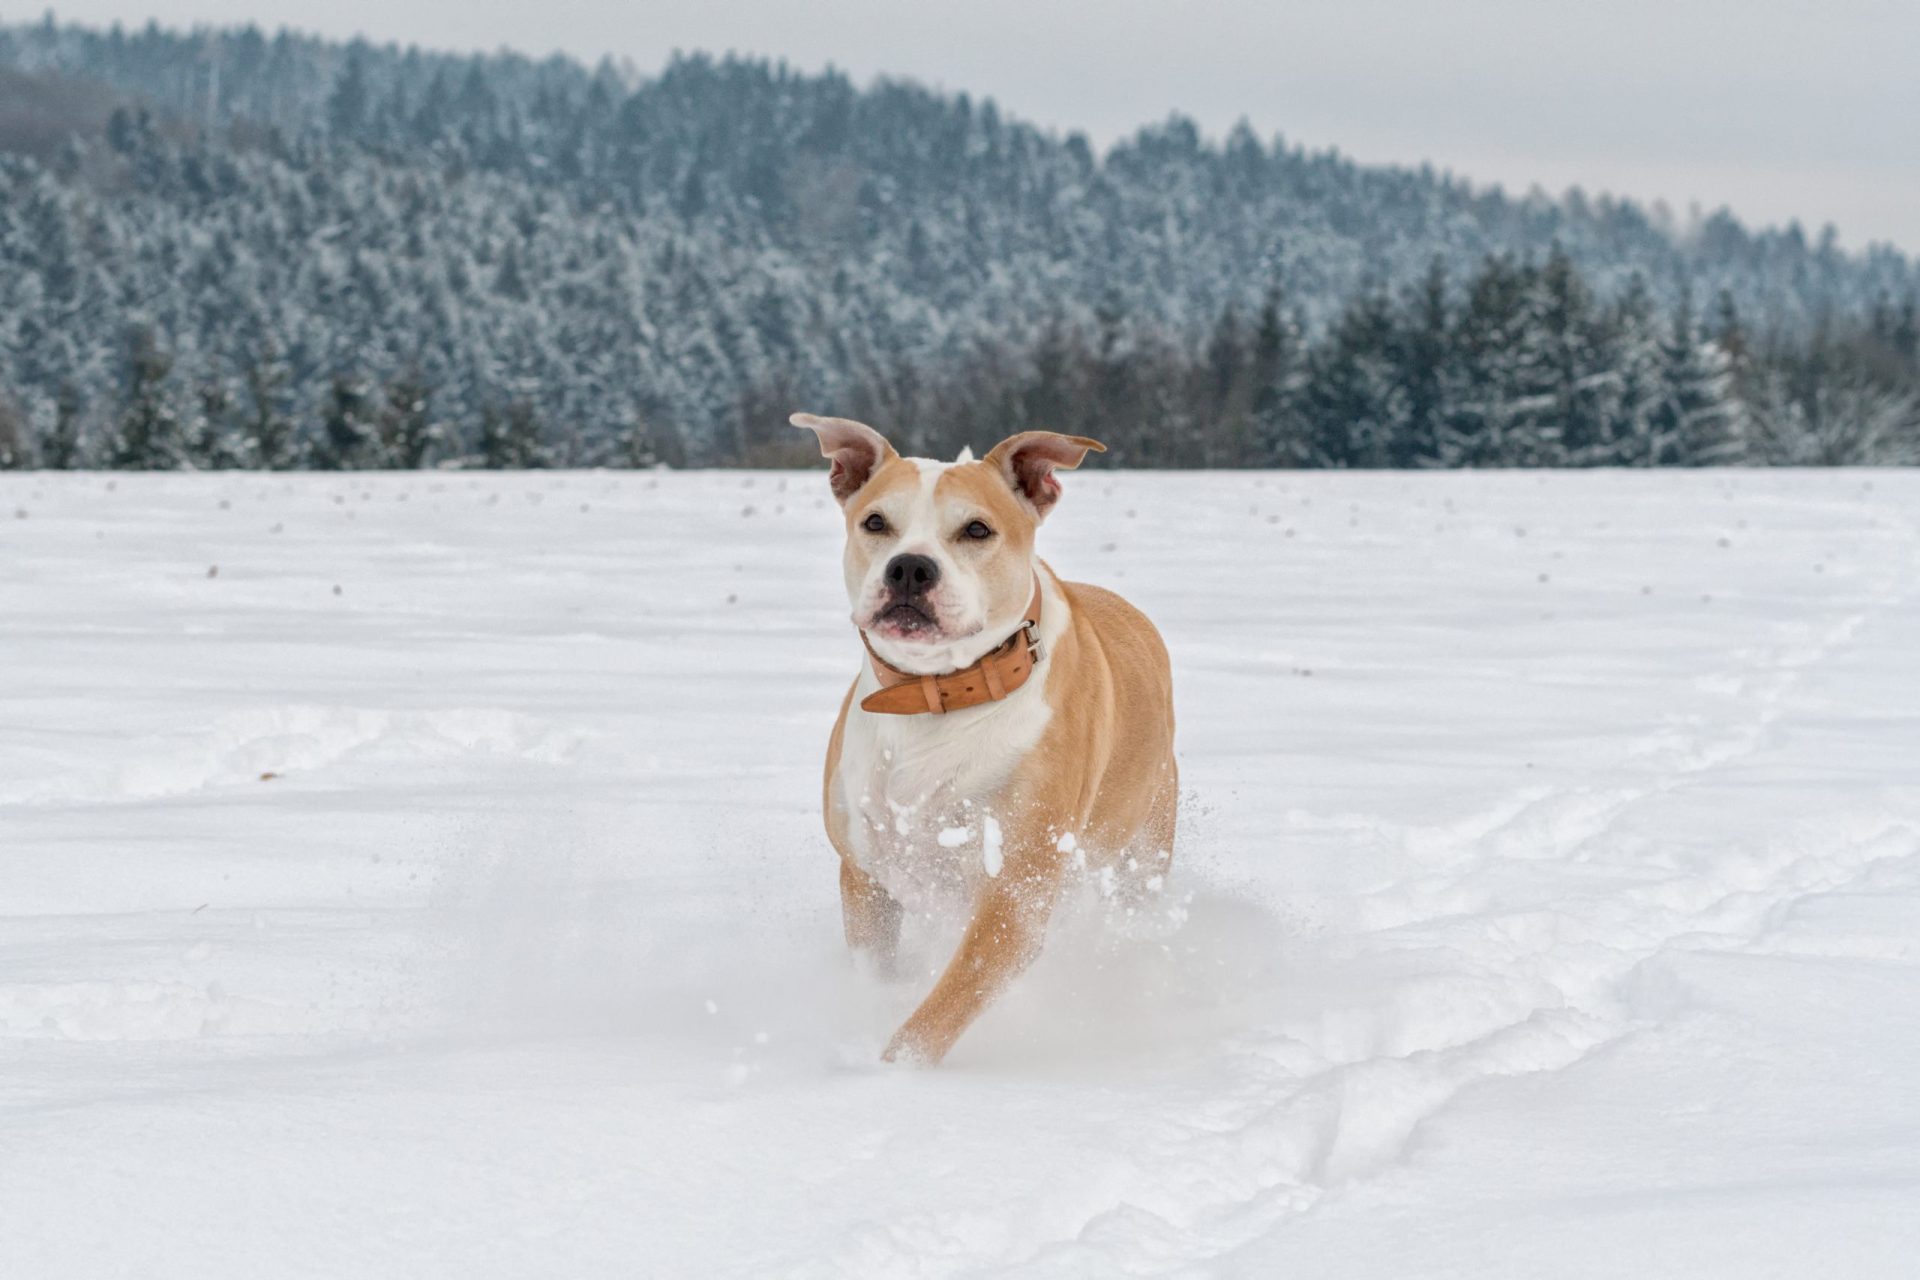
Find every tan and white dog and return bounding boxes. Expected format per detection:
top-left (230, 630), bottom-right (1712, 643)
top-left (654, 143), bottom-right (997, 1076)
top-left (794, 413), bottom-right (1178, 1065)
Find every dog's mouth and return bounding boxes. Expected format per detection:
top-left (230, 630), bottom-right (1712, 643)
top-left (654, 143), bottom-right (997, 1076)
top-left (874, 601), bottom-right (938, 636)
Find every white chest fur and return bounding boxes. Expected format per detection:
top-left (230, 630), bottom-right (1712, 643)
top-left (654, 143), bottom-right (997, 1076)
top-left (834, 569), bottom-right (1069, 913)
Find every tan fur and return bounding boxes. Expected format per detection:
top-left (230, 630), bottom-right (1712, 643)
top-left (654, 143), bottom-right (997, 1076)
top-left (807, 424), bottom-right (1177, 1065)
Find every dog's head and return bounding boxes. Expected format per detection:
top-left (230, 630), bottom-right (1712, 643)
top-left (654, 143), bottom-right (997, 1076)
top-left (793, 414), bottom-right (1104, 672)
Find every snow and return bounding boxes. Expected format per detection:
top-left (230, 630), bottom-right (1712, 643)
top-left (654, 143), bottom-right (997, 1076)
top-left (4, 468), bottom-right (1918, 1278)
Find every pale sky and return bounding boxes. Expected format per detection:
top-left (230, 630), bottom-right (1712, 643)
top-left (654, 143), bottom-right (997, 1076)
top-left (37, 0), bottom-right (1920, 252)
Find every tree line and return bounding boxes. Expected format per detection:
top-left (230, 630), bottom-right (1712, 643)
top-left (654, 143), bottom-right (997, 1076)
top-left (812, 251), bottom-right (1920, 469)
top-left (3, 246), bottom-right (1914, 471)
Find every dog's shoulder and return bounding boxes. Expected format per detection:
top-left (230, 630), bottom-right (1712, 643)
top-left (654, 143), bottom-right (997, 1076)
top-left (1044, 574), bottom-right (1175, 748)
top-left (1055, 577), bottom-right (1170, 666)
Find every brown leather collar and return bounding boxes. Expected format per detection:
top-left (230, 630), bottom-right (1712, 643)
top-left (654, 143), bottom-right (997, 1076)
top-left (858, 579), bottom-right (1044, 715)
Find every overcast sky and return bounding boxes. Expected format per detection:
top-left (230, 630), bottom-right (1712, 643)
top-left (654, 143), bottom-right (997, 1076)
top-left (40, 0), bottom-right (1920, 252)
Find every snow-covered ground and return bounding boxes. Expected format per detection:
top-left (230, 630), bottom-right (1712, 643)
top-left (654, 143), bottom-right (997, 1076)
top-left (4, 468), bottom-right (1917, 1279)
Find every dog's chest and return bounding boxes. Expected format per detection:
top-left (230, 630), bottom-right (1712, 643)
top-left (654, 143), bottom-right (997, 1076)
top-left (836, 686), bottom-right (1050, 912)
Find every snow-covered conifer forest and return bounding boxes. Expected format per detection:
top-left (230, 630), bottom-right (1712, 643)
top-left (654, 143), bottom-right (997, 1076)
top-left (0, 18), bottom-right (1915, 470)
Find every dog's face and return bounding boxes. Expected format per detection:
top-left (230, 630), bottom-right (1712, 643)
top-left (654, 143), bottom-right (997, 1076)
top-left (793, 414), bottom-right (1104, 670)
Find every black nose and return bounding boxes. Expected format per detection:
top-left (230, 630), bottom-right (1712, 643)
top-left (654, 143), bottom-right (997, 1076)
top-left (884, 553), bottom-right (940, 596)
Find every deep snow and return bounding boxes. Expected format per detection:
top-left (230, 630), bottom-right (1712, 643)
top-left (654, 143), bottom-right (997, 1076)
top-left (3, 469), bottom-right (1917, 1278)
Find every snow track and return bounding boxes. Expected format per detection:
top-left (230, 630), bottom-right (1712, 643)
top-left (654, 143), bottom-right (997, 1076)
top-left (4, 471), bottom-right (1917, 1278)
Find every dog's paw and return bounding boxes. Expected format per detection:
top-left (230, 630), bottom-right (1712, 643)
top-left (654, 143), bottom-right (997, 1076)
top-left (880, 1027), bottom-right (942, 1067)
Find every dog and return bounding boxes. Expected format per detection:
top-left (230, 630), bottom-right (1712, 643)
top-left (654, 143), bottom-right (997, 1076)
top-left (794, 413), bottom-right (1178, 1064)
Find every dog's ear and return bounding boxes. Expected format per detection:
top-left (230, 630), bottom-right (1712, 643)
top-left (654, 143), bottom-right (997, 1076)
top-left (983, 432), bottom-right (1106, 520)
top-left (791, 414), bottom-right (899, 504)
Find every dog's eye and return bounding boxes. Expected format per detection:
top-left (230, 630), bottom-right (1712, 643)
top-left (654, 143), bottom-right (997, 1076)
top-left (861, 512), bottom-right (889, 534)
top-left (963, 520), bottom-right (994, 541)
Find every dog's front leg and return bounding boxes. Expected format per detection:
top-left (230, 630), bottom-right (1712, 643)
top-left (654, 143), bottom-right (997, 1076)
top-left (882, 835), bottom-right (1066, 1064)
top-left (840, 856), bottom-right (903, 977)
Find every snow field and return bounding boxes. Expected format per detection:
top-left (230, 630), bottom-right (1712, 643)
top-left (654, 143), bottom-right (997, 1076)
top-left (3, 469), bottom-right (1918, 1277)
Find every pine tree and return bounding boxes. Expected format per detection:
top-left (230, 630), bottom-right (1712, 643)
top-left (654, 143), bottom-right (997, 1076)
top-left (1020, 319), bottom-right (1081, 448)
top-left (1512, 247), bottom-right (1607, 466)
top-left (0, 396), bottom-right (28, 469)
top-left (190, 374), bottom-right (255, 469)
top-left (478, 401), bottom-right (553, 468)
top-left (315, 376), bottom-right (380, 470)
top-left (1396, 260), bottom-right (1453, 467)
top-left (1656, 292), bottom-right (1743, 465)
top-left (380, 373), bottom-right (443, 468)
top-left (328, 45), bottom-right (371, 138)
top-left (1713, 290), bottom-right (1749, 370)
top-left (39, 386), bottom-right (86, 470)
top-left (1893, 298), bottom-right (1919, 375)
top-left (1085, 293), bottom-right (1146, 463)
top-left (1445, 256), bottom-right (1531, 466)
top-left (1304, 285), bottom-right (1406, 468)
top-left (1248, 285), bottom-right (1309, 466)
top-left (109, 328), bottom-right (187, 470)
top-left (245, 347), bottom-right (304, 470)
top-left (1200, 304), bottom-right (1254, 466)
top-left (1604, 277), bottom-right (1668, 466)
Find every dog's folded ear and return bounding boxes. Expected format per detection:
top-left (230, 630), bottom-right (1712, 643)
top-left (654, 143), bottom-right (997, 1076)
top-left (791, 414), bottom-right (899, 504)
top-left (983, 432), bottom-right (1106, 520)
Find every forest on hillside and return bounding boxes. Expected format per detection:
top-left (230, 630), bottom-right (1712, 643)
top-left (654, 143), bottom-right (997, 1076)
top-left (0, 18), bottom-right (1915, 469)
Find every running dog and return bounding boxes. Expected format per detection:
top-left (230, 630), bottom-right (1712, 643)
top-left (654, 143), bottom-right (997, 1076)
top-left (795, 413), bottom-right (1177, 1064)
